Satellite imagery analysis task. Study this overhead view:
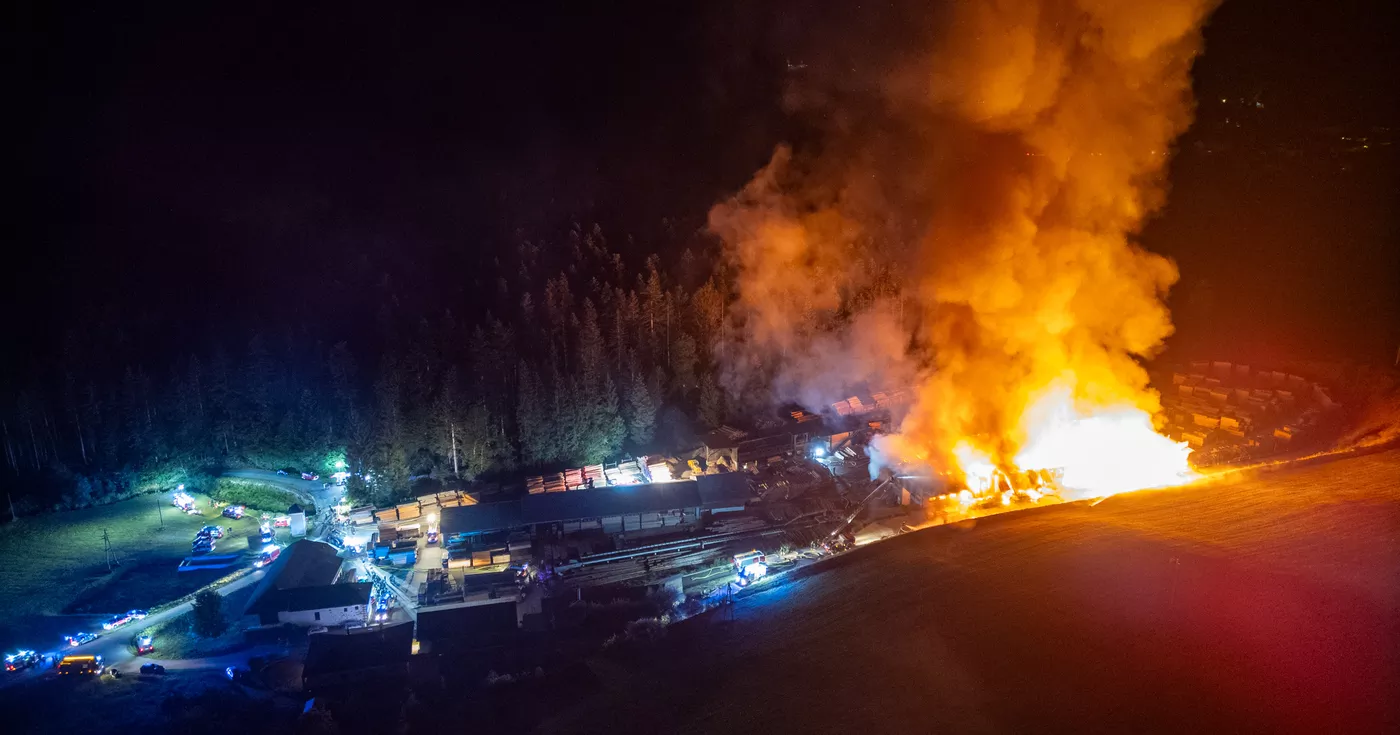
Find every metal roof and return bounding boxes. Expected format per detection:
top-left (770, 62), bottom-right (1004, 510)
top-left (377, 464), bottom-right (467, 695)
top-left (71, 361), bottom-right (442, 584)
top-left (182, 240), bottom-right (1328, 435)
top-left (695, 472), bottom-right (754, 508)
top-left (304, 620), bottom-right (413, 677)
top-left (440, 482), bottom-right (703, 536)
top-left (439, 500), bottom-right (524, 537)
top-left (521, 482), bottom-right (701, 524)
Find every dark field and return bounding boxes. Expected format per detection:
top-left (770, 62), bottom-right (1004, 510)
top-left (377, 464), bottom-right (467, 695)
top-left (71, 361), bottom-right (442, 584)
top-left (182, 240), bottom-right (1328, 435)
top-left (537, 448), bottom-right (1400, 734)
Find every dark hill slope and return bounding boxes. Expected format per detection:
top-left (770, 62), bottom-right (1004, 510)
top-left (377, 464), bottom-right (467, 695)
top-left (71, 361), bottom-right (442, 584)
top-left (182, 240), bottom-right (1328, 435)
top-left (538, 449), bottom-right (1400, 734)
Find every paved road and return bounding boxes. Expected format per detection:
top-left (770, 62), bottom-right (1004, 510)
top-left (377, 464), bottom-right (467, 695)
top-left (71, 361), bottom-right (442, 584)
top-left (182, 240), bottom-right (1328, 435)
top-left (2, 568), bottom-right (268, 687)
top-left (221, 469), bottom-right (346, 541)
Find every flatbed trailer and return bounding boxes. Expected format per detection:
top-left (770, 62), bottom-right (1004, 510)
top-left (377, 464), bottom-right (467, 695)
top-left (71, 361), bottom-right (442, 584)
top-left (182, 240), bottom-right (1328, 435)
top-left (178, 553), bottom-right (242, 572)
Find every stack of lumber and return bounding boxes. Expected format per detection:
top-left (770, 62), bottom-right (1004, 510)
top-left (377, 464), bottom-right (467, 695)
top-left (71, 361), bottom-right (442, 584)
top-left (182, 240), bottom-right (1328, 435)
top-left (647, 458), bottom-right (674, 483)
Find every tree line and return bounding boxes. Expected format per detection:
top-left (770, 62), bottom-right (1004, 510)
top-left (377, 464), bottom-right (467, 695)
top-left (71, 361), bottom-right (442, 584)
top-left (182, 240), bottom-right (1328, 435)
top-left (1, 224), bottom-right (735, 513)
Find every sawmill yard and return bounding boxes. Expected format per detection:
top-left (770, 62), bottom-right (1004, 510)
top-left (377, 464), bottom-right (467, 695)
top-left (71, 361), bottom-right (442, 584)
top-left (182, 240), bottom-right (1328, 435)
top-left (536, 447), bottom-right (1400, 735)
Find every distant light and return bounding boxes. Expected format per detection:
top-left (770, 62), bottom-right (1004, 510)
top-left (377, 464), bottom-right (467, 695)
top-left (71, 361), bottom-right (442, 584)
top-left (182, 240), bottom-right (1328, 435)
top-left (811, 447), bottom-right (826, 458)
top-left (335, 460), bottom-right (346, 469)
top-left (176, 484), bottom-right (185, 491)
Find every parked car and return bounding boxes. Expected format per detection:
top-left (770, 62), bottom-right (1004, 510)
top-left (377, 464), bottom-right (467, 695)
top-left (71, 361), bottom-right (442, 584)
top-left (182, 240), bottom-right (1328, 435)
top-left (222, 505), bottom-right (245, 520)
top-left (127, 609), bottom-right (148, 620)
top-left (276, 469), bottom-right (288, 476)
top-left (135, 634), bottom-right (155, 655)
top-left (301, 472), bottom-right (319, 481)
top-left (139, 663), bottom-right (166, 675)
top-left (4, 650), bottom-right (39, 672)
top-left (272, 516), bottom-right (290, 528)
top-left (200, 525), bottom-right (224, 539)
top-left (64, 632), bottom-right (98, 647)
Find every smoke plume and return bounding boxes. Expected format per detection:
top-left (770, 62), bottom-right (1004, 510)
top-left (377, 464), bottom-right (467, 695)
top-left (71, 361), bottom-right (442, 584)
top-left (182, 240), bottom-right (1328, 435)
top-left (711, 0), bottom-right (1221, 482)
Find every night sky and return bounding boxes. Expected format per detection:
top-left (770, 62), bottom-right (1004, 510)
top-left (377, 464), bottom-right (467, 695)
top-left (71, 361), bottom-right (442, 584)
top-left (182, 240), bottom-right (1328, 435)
top-left (10, 0), bottom-right (1397, 384)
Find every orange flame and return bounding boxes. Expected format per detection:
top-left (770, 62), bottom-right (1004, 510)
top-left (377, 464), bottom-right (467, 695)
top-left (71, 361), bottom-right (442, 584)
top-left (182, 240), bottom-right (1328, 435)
top-left (1014, 388), bottom-right (1195, 499)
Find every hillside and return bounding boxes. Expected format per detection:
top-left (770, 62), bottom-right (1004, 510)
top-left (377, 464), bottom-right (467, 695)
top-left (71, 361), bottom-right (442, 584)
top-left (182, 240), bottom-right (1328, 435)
top-left (536, 448), bottom-right (1400, 734)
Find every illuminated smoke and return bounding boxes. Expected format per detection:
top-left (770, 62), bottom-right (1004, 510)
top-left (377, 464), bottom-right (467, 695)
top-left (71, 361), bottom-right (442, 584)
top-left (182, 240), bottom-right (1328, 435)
top-left (712, 0), bottom-right (1220, 494)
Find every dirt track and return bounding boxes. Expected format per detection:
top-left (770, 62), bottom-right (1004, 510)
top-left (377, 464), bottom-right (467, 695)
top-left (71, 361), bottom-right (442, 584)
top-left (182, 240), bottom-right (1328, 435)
top-left (535, 448), bottom-right (1400, 734)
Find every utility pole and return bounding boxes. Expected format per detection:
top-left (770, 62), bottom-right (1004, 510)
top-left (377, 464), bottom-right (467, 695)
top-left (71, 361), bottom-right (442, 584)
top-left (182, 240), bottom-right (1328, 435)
top-left (7, 492), bottom-right (16, 522)
top-left (156, 493), bottom-right (164, 531)
top-left (102, 528), bottom-right (113, 572)
top-left (451, 423), bottom-right (460, 478)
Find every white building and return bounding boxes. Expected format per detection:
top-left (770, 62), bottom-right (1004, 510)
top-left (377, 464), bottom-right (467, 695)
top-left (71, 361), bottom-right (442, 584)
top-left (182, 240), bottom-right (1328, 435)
top-left (245, 582), bottom-right (373, 627)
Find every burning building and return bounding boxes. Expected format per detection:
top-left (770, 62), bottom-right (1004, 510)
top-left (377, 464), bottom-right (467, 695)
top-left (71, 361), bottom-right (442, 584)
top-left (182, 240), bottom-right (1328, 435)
top-left (711, 0), bottom-right (1220, 499)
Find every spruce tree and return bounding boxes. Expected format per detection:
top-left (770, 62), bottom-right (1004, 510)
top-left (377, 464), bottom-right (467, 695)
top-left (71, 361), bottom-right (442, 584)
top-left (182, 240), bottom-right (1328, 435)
top-left (624, 372), bottom-right (657, 447)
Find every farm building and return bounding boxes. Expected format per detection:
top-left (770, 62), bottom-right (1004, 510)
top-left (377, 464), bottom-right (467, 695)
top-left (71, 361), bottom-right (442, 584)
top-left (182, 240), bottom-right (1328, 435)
top-left (245, 582), bottom-right (373, 627)
top-left (241, 539), bottom-right (349, 625)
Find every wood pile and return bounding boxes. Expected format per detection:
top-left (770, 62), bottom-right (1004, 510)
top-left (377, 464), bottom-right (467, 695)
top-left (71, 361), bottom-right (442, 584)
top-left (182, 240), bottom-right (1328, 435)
top-left (647, 458), bottom-right (674, 483)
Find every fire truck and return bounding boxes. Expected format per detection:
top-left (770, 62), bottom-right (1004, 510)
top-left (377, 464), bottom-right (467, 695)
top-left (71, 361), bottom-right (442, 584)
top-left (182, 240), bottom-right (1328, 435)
top-left (733, 550), bottom-right (769, 586)
top-left (58, 654), bottom-right (103, 675)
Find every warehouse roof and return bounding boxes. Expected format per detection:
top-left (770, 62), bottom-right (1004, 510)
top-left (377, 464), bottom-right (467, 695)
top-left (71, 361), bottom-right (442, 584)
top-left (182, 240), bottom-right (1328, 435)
top-left (521, 482), bottom-right (701, 524)
top-left (441, 482), bottom-right (703, 536)
top-left (439, 500), bottom-right (524, 537)
top-left (305, 620), bottom-right (413, 679)
top-left (695, 472), bottom-right (754, 509)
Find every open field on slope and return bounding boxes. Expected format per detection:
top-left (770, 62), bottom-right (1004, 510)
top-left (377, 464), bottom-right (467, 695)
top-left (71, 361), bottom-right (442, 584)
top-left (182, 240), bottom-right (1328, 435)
top-left (537, 448), bottom-right (1400, 735)
top-left (0, 491), bottom-right (263, 651)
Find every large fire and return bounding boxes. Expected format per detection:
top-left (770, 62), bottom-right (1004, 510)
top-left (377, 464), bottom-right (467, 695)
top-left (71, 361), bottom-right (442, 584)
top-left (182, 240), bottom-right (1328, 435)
top-left (709, 0), bottom-right (1220, 500)
top-left (1013, 389), bottom-right (1196, 499)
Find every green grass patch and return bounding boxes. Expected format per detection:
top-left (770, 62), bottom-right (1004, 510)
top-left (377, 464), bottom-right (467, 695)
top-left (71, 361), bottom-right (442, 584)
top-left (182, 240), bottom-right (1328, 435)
top-left (210, 478), bottom-right (308, 513)
top-left (140, 586), bottom-right (255, 660)
top-left (0, 490), bottom-right (264, 623)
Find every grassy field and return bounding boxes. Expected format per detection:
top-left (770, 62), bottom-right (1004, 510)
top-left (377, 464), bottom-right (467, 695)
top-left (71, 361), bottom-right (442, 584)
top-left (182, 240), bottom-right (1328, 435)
top-left (210, 478), bottom-right (308, 514)
top-left (0, 490), bottom-right (264, 650)
top-left (534, 448), bottom-right (1400, 734)
top-left (140, 586), bottom-right (256, 660)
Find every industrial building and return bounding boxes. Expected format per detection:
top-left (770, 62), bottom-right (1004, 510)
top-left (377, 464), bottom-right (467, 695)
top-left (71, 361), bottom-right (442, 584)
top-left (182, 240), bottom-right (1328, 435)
top-left (438, 473), bottom-right (755, 542)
